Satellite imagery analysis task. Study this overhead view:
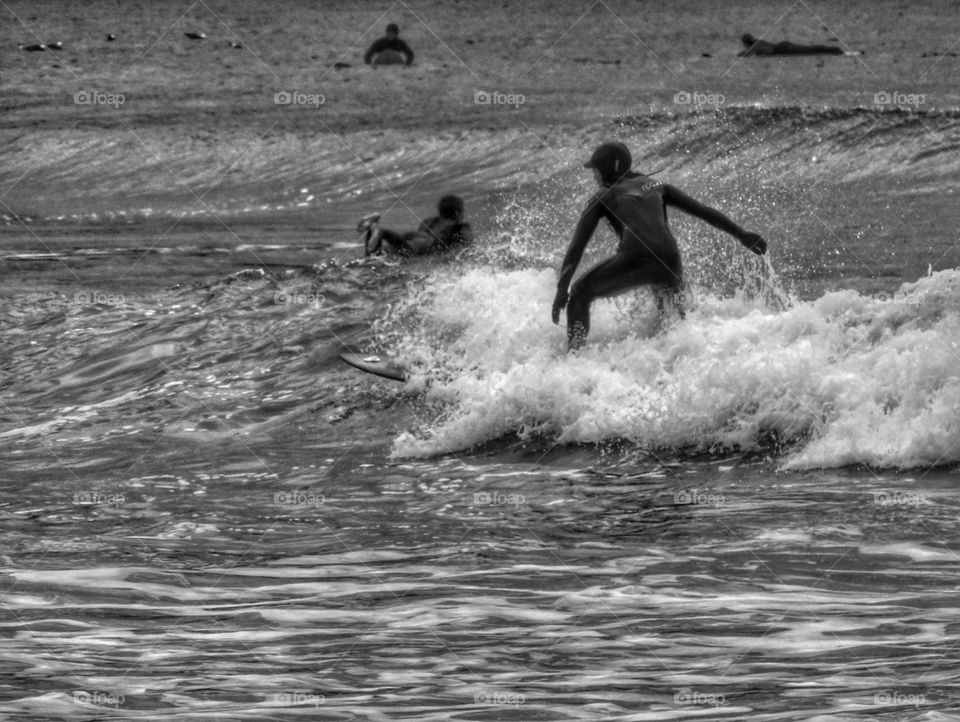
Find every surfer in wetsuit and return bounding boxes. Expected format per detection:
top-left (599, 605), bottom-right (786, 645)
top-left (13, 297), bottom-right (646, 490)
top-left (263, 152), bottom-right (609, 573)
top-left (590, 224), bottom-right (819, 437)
top-left (359, 194), bottom-right (472, 256)
top-left (363, 23), bottom-right (415, 66)
top-left (739, 33), bottom-right (846, 56)
top-left (552, 142), bottom-right (767, 350)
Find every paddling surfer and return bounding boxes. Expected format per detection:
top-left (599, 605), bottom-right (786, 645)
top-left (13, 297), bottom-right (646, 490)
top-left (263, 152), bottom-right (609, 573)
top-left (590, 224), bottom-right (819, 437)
top-left (552, 142), bottom-right (767, 350)
top-left (363, 23), bottom-right (415, 66)
top-left (739, 33), bottom-right (849, 56)
top-left (359, 194), bottom-right (472, 256)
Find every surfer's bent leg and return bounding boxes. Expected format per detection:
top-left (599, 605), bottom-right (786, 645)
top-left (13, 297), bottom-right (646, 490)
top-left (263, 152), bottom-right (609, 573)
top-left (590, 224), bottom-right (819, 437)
top-left (402, 232), bottom-right (435, 255)
top-left (566, 253), bottom-right (683, 350)
top-left (375, 229), bottom-right (409, 252)
top-left (359, 214), bottom-right (383, 255)
top-left (374, 230), bottom-right (434, 255)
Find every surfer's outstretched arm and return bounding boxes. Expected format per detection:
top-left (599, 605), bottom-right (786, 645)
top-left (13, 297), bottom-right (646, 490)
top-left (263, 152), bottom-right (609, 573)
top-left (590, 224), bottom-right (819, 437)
top-left (663, 185), bottom-right (767, 255)
top-left (553, 197), bottom-right (602, 323)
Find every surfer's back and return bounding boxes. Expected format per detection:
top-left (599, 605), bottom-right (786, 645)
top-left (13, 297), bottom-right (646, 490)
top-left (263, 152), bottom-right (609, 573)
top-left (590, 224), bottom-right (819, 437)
top-left (598, 175), bottom-right (678, 258)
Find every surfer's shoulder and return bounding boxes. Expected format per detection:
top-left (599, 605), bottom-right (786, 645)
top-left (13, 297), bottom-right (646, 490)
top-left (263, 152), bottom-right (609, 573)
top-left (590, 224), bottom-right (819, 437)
top-left (614, 174), bottom-right (664, 196)
top-left (581, 187), bottom-right (610, 213)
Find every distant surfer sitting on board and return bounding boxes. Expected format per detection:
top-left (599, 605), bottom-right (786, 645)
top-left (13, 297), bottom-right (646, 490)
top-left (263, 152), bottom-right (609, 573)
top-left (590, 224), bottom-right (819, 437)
top-left (359, 194), bottom-right (472, 256)
top-left (738, 33), bottom-right (848, 56)
top-left (552, 142), bottom-right (767, 350)
top-left (364, 23), bottom-right (415, 66)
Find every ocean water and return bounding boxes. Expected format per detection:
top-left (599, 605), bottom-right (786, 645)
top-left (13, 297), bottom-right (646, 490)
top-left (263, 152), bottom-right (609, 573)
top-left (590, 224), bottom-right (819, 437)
top-left (3, 107), bottom-right (960, 720)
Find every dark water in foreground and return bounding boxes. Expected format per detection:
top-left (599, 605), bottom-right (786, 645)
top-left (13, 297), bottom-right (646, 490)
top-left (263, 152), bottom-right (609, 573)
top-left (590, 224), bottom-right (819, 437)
top-left (2, 108), bottom-right (960, 719)
top-left (3, 458), bottom-right (960, 720)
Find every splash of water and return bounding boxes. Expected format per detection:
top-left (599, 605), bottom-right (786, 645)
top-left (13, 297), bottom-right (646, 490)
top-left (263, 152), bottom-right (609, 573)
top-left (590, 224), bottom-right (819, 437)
top-left (383, 262), bottom-right (960, 470)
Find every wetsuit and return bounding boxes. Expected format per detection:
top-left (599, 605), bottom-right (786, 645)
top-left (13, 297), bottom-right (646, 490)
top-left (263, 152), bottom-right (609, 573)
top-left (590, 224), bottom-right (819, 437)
top-left (363, 37), bottom-right (415, 65)
top-left (557, 173), bottom-right (758, 348)
top-left (379, 216), bottom-right (472, 255)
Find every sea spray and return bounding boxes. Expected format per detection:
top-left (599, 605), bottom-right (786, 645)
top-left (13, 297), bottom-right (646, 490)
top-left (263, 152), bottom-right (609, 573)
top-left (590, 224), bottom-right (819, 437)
top-left (387, 265), bottom-right (960, 469)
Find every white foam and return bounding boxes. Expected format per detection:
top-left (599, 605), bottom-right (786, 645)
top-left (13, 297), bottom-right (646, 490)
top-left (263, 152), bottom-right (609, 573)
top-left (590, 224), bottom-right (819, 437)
top-left (387, 266), bottom-right (960, 470)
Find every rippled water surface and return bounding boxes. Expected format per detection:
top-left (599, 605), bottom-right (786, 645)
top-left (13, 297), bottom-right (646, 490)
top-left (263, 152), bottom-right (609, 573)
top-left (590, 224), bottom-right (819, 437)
top-left (3, 107), bottom-right (960, 720)
top-left (4, 454), bottom-right (960, 719)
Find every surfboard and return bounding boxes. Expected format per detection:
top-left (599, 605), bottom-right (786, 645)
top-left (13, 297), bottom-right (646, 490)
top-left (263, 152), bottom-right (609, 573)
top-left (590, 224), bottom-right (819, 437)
top-left (339, 352), bottom-right (406, 382)
top-left (372, 49), bottom-right (406, 66)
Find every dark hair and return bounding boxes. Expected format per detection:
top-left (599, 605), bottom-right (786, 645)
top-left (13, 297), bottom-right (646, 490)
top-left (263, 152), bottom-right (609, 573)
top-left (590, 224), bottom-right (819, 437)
top-left (437, 194), bottom-right (464, 219)
top-left (386, 23), bottom-right (399, 34)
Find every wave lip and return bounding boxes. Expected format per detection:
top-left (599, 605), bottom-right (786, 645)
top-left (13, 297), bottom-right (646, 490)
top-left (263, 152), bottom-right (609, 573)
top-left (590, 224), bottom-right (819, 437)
top-left (6, 106), bottom-right (958, 222)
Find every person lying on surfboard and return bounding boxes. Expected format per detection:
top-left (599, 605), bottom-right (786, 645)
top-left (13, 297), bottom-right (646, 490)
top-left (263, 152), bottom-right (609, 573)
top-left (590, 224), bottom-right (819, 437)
top-left (552, 141), bottom-right (767, 351)
top-left (363, 23), bottom-right (415, 66)
top-left (738, 33), bottom-right (853, 56)
top-left (358, 194), bottom-right (473, 256)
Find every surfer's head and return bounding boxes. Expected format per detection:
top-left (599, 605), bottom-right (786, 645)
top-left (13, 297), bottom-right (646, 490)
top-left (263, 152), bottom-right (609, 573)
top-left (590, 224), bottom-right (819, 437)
top-left (584, 141), bottom-right (632, 185)
top-left (437, 194), bottom-right (465, 221)
top-left (386, 23), bottom-right (399, 40)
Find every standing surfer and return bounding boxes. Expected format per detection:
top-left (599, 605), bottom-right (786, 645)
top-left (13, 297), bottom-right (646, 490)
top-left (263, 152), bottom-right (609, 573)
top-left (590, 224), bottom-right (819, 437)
top-left (552, 142), bottom-right (767, 350)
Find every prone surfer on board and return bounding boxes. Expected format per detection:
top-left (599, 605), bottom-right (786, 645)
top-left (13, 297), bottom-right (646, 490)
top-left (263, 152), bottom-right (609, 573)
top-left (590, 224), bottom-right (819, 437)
top-left (363, 23), bottom-right (415, 66)
top-left (552, 142), bottom-right (767, 351)
top-left (738, 33), bottom-right (853, 56)
top-left (358, 194), bottom-right (472, 256)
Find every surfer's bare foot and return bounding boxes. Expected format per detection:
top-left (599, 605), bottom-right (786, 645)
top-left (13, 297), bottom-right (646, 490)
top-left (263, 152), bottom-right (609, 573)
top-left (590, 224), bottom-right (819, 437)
top-left (364, 226), bottom-right (384, 256)
top-left (357, 213), bottom-right (381, 232)
top-left (567, 321), bottom-right (587, 352)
